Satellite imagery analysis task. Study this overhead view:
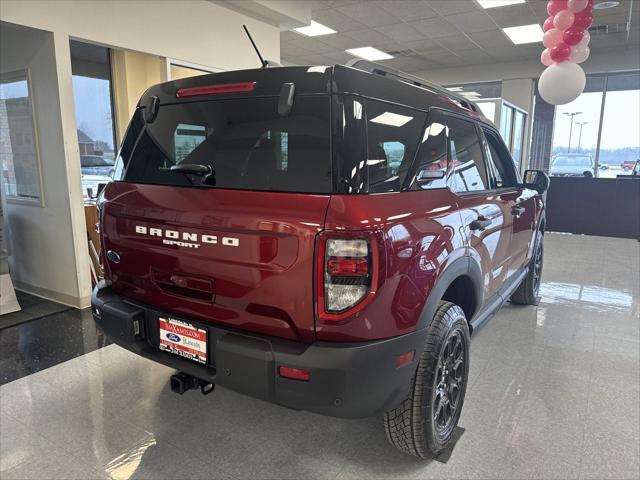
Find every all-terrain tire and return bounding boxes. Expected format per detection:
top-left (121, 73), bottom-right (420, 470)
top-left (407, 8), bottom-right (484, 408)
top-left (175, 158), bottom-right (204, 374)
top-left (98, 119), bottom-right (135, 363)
top-left (384, 301), bottom-right (470, 458)
top-left (510, 230), bottom-right (544, 305)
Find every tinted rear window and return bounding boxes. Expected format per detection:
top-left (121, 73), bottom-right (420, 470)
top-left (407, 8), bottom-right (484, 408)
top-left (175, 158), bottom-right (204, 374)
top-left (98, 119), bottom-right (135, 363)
top-left (123, 96), bottom-right (331, 193)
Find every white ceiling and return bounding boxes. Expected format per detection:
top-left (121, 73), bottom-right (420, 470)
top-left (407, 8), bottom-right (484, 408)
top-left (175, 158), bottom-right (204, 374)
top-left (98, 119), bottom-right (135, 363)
top-left (280, 0), bottom-right (640, 72)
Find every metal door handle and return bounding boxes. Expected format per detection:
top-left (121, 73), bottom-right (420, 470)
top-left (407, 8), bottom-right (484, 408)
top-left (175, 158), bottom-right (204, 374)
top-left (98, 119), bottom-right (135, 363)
top-left (469, 216), bottom-right (491, 231)
top-left (512, 206), bottom-right (525, 218)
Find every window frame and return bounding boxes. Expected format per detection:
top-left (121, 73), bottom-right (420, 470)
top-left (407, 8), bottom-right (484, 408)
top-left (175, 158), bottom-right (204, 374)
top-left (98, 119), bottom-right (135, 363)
top-left (479, 125), bottom-right (522, 190)
top-left (444, 112), bottom-right (494, 197)
top-left (0, 68), bottom-right (45, 207)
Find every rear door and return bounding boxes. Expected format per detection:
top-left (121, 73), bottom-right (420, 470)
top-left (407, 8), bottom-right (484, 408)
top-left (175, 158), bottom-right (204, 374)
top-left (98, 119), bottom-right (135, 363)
top-left (446, 115), bottom-right (514, 299)
top-left (101, 95), bottom-right (332, 343)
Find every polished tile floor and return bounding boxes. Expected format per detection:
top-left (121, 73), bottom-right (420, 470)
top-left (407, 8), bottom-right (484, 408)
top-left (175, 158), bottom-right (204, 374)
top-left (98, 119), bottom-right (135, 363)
top-left (1, 234), bottom-right (638, 480)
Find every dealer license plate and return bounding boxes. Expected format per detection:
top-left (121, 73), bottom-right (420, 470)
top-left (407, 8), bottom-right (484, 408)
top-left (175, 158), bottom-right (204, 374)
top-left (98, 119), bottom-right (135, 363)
top-left (159, 317), bottom-right (207, 364)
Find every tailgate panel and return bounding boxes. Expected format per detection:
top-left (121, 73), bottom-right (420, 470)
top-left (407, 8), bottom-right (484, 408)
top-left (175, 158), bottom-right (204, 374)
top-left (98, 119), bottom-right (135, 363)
top-left (101, 182), bottom-right (329, 342)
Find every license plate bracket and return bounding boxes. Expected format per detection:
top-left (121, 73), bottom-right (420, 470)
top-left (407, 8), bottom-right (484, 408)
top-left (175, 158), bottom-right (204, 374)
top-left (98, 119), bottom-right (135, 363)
top-left (159, 317), bottom-right (208, 364)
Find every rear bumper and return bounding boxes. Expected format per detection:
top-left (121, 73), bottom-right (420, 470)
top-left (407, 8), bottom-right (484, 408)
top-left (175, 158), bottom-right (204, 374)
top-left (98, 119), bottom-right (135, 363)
top-left (92, 283), bottom-right (426, 418)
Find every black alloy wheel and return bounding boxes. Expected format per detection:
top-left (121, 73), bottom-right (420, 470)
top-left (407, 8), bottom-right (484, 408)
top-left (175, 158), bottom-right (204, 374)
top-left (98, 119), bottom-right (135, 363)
top-left (433, 329), bottom-right (467, 438)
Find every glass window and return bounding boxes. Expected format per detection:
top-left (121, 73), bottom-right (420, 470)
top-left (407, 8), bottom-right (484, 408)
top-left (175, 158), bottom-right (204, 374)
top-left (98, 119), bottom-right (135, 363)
top-left (365, 100), bottom-right (425, 193)
top-left (408, 115), bottom-right (448, 190)
top-left (124, 96), bottom-right (332, 194)
top-left (70, 40), bottom-right (117, 199)
top-left (444, 81), bottom-right (501, 100)
top-left (0, 70), bottom-right (42, 204)
top-left (550, 84), bottom-right (603, 178)
top-left (448, 117), bottom-right (489, 193)
top-left (511, 110), bottom-right (525, 170)
top-left (500, 104), bottom-right (513, 149)
top-left (483, 128), bottom-right (519, 188)
top-left (598, 72), bottom-right (640, 177)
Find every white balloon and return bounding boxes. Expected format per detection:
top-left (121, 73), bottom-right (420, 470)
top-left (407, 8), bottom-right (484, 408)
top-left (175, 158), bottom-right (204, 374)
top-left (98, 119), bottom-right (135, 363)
top-left (569, 45), bottom-right (590, 63)
top-left (538, 62), bottom-right (586, 105)
top-left (578, 30), bottom-right (591, 48)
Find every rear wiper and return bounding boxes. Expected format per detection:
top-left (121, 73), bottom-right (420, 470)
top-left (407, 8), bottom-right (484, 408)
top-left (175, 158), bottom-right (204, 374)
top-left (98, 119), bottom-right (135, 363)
top-left (169, 164), bottom-right (215, 185)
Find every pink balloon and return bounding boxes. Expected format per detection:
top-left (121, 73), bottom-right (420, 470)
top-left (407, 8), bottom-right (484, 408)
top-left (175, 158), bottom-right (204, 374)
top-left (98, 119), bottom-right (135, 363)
top-left (543, 28), bottom-right (564, 49)
top-left (547, 0), bottom-right (568, 16)
top-left (568, 0), bottom-right (589, 12)
top-left (541, 49), bottom-right (554, 66)
top-left (578, 30), bottom-right (591, 47)
top-left (573, 10), bottom-right (593, 29)
top-left (550, 42), bottom-right (571, 62)
top-left (569, 45), bottom-right (590, 63)
top-left (543, 16), bottom-right (555, 32)
top-left (554, 10), bottom-right (575, 31)
top-left (563, 26), bottom-right (584, 46)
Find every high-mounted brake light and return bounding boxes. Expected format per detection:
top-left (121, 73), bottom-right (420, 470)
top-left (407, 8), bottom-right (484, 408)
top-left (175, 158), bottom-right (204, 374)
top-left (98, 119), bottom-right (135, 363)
top-left (316, 234), bottom-right (379, 322)
top-left (175, 82), bottom-right (256, 98)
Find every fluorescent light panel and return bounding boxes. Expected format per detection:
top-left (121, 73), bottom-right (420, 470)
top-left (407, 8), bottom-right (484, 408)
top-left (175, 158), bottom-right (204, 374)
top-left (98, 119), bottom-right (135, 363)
top-left (345, 46), bottom-right (393, 61)
top-left (502, 23), bottom-right (544, 44)
top-left (477, 0), bottom-right (525, 8)
top-left (294, 21), bottom-right (336, 37)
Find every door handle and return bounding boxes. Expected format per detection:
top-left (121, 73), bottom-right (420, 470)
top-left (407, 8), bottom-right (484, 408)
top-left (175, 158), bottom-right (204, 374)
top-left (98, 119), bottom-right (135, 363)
top-left (512, 206), bottom-right (526, 218)
top-left (469, 215), bottom-right (491, 231)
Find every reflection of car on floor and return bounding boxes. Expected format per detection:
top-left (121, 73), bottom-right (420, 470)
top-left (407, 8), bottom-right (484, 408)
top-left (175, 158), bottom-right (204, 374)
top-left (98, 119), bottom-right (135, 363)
top-left (92, 63), bottom-right (550, 459)
top-left (621, 160), bottom-right (637, 171)
top-left (81, 155), bottom-right (115, 177)
top-left (550, 153), bottom-right (594, 177)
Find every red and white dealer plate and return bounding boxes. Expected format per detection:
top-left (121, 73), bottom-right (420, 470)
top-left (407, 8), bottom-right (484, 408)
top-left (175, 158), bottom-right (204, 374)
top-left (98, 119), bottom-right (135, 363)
top-left (159, 317), bottom-right (207, 364)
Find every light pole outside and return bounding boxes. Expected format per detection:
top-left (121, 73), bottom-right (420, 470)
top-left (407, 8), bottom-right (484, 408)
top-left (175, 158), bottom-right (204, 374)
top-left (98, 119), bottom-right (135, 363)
top-left (576, 121), bottom-right (589, 152)
top-left (563, 111), bottom-right (582, 153)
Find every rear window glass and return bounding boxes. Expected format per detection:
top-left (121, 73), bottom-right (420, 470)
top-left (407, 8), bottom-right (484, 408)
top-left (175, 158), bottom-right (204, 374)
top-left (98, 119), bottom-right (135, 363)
top-left (123, 96), bottom-right (331, 193)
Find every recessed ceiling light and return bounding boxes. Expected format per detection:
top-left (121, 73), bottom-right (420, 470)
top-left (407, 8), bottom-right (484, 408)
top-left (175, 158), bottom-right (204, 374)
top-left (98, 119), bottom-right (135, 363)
top-left (446, 86), bottom-right (464, 92)
top-left (294, 21), bottom-right (336, 37)
top-left (345, 46), bottom-right (393, 61)
top-left (477, 0), bottom-right (525, 8)
top-left (594, 1), bottom-right (620, 9)
top-left (502, 24), bottom-right (544, 44)
top-left (370, 112), bottom-right (413, 127)
top-left (461, 91), bottom-right (481, 97)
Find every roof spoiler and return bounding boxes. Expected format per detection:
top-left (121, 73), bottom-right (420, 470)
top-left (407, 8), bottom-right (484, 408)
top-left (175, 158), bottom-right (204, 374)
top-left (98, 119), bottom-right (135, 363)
top-left (345, 59), bottom-right (480, 114)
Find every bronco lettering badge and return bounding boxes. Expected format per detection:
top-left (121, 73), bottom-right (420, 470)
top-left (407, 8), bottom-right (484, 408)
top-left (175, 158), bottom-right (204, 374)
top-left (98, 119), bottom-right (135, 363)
top-left (134, 225), bottom-right (239, 249)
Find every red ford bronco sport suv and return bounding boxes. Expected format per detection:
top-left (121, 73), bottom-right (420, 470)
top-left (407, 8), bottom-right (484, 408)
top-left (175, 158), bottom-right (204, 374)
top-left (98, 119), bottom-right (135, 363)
top-left (92, 62), bottom-right (549, 458)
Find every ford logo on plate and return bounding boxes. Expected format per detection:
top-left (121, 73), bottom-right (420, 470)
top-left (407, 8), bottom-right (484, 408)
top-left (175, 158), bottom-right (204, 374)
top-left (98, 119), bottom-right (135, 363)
top-left (166, 333), bottom-right (181, 342)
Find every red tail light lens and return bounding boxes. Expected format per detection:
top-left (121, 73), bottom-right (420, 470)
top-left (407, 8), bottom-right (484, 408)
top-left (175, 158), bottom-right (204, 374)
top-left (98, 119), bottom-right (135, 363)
top-left (316, 234), bottom-right (379, 322)
top-left (176, 82), bottom-right (256, 98)
top-left (278, 366), bottom-right (311, 381)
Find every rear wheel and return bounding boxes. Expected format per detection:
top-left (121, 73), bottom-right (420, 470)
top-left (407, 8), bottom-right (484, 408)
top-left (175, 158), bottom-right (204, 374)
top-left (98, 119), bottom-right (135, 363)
top-left (384, 301), bottom-right (470, 458)
top-left (511, 230), bottom-right (544, 305)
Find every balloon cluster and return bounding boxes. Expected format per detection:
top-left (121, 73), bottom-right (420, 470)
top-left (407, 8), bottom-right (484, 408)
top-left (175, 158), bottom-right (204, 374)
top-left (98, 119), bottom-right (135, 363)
top-left (538, 0), bottom-right (593, 105)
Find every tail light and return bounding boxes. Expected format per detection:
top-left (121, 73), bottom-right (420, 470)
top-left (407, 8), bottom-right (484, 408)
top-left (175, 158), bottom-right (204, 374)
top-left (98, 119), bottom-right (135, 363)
top-left (316, 234), bottom-right (379, 322)
top-left (176, 82), bottom-right (256, 98)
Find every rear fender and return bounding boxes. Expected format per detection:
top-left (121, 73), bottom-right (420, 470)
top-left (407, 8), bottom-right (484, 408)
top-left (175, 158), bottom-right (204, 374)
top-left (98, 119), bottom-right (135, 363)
top-left (416, 256), bottom-right (483, 331)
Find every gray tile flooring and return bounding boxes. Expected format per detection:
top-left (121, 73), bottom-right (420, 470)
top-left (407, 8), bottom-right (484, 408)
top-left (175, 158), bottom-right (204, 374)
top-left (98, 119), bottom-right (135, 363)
top-left (1, 234), bottom-right (638, 480)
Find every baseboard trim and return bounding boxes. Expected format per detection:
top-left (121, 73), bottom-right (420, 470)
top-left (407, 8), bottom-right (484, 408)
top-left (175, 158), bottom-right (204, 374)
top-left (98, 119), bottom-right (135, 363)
top-left (12, 280), bottom-right (90, 309)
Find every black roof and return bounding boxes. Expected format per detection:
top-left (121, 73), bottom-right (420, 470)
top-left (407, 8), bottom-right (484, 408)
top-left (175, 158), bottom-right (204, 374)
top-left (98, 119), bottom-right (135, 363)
top-left (142, 64), bottom-right (492, 128)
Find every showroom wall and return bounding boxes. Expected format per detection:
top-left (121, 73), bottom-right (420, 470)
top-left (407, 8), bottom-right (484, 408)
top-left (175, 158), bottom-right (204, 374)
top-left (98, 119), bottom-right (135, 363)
top-left (0, 1), bottom-right (283, 308)
top-left (0, 24), bottom-right (89, 306)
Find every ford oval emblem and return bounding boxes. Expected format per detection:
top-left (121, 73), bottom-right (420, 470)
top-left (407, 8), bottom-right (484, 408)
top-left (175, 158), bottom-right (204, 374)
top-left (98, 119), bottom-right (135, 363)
top-left (106, 250), bottom-right (121, 263)
top-left (166, 333), bottom-right (181, 342)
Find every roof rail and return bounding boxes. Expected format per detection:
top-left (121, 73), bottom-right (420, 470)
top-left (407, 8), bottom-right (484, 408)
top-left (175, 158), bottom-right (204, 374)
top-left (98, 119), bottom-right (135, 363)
top-left (344, 59), bottom-right (480, 113)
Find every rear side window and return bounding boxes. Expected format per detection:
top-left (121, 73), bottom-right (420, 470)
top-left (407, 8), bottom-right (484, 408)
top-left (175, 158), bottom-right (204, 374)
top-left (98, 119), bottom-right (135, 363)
top-left (123, 96), bottom-right (331, 193)
top-left (447, 117), bottom-right (489, 193)
top-left (333, 96), bottom-right (425, 194)
top-left (366, 100), bottom-right (425, 193)
top-left (408, 112), bottom-right (448, 190)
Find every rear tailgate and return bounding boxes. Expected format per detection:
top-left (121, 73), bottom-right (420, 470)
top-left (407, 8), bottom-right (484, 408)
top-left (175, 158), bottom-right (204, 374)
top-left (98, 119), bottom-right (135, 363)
top-left (102, 183), bottom-right (329, 342)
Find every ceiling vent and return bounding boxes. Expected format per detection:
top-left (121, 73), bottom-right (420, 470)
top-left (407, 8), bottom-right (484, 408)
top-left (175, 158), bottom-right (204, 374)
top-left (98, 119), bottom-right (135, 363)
top-left (387, 49), bottom-right (417, 57)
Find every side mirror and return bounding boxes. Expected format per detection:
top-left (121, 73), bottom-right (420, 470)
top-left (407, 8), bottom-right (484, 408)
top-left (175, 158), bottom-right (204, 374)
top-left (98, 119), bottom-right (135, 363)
top-left (523, 169), bottom-right (550, 194)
